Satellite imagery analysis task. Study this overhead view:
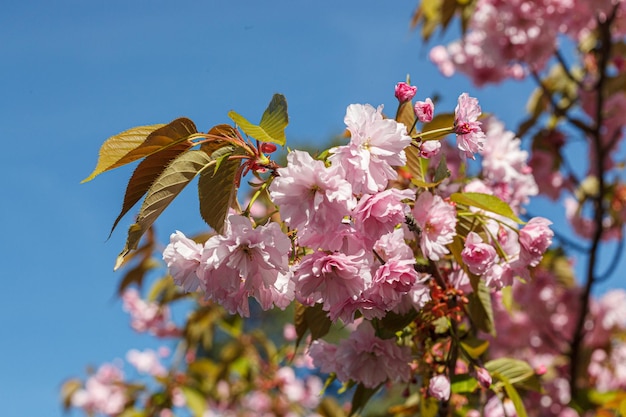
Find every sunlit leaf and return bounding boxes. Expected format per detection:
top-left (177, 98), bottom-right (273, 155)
top-left (259, 93), bottom-right (289, 145)
top-left (451, 374), bottom-right (479, 394)
top-left (198, 146), bottom-right (239, 234)
top-left (60, 379), bottom-right (82, 410)
top-left (460, 338), bottom-right (490, 359)
top-left (115, 150), bottom-right (218, 269)
top-left (181, 386), bottom-right (206, 417)
top-left (110, 141), bottom-right (191, 236)
top-left (422, 113), bottom-right (455, 133)
top-left (316, 397), bottom-right (347, 417)
top-left (501, 377), bottom-right (529, 417)
top-left (111, 118), bottom-right (198, 168)
top-left (228, 94), bottom-right (288, 146)
top-left (451, 192), bottom-right (523, 224)
top-left (82, 124), bottom-right (165, 183)
top-left (485, 358), bottom-right (535, 386)
top-left (396, 100), bottom-right (416, 134)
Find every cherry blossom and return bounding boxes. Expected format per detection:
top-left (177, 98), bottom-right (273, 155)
top-left (412, 191), bottom-right (457, 261)
top-left (454, 93), bottom-right (486, 159)
top-left (329, 103), bottom-right (411, 194)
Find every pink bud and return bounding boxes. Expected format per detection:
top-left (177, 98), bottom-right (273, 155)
top-left (535, 364), bottom-right (547, 375)
top-left (414, 98), bottom-right (434, 123)
top-left (260, 142), bottom-right (277, 154)
top-left (395, 82), bottom-right (417, 102)
top-left (474, 367), bottom-right (492, 389)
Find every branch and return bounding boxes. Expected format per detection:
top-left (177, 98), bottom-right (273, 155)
top-left (568, 3), bottom-right (619, 400)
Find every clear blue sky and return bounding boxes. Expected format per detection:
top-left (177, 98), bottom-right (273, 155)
top-left (1, 1), bottom-right (622, 416)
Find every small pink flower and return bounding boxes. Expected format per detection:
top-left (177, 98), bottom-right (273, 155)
top-left (454, 93), bottom-right (486, 159)
top-left (519, 217), bottom-right (553, 267)
top-left (419, 140), bottom-right (441, 158)
top-left (311, 322), bottom-right (411, 388)
top-left (473, 367), bottom-right (492, 389)
top-left (294, 250), bottom-right (371, 315)
top-left (412, 191), bottom-right (457, 261)
top-left (461, 232), bottom-right (497, 275)
top-left (163, 231), bottom-right (203, 293)
top-left (199, 215), bottom-right (292, 316)
top-left (429, 374), bottom-right (451, 400)
top-left (329, 104), bottom-right (411, 194)
top-left (395, 82), bottom-right (417, 102)
top-left (414, 98), bottom-right (434, 123)
top-left (126, 349), bottom-right (167, 377)
top-left (352, 188), bottom-right (414, 246)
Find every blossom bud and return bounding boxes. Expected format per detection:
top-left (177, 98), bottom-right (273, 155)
top-left (414, 98), bottom-right (434, 123)
top-left (428, 374), bottom-right (451, 400)
top-left (260, 142), bottom-right (277, 154)
top-left (395, 82), bottom-right (417, 102)
top-left (474, 367), bottom-right (492, 388)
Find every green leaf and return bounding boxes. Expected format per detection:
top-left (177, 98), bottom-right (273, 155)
top-left (349, 384), bottom-right (380, 416)
top-left (181, 386), bottom-right (206, 417)
top-left (110, 140), bottom-right (191, 236)
top-left (467, 279), bottom-right (495, 335)
top-left (451, 374), bottom-right (479, 394)
top-left (501, 377), bottom-right (529, 417)
top-left (111, 117), bottom-right (198, 169)
top-left (115, 149), bottom-right (219, 269)
top-left (228, 94), bottom-right (288, 146)
top-left (198, 146), bottom-right (240, 234)
top-left (82, 123), bottom-right (165, 183)
top-left (485, 358), bottom-right (535, 386)
top-left (460, 338), bottom-right (490, 360)
top-left (422, 113), bottom-right (455, 133)
top-left (450, 192), bottom-right (524, 224)
top-left (259, 93), bottom-right (289, 145)
top-left (294, 303), bottom-right (332, 348)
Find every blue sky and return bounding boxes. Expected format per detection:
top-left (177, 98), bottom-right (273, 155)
top-left (1, 1), bottom-right (623, 416)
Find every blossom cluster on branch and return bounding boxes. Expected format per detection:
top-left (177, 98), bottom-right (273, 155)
top-left (65, 1), bottom-right (626, 416)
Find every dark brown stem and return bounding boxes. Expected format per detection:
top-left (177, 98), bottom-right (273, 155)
top-left (568, 4), bottom-right (618, 400)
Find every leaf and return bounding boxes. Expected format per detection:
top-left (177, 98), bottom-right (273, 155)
top-left (181, 386), bottom-right (206, 417)
top-left (485, 358), bottom-right (535, 386)
top-left (198, 146), bottom-right (239, 234)
top-left (349, 384), bottom-right (380, 416)
top-left (501, 377), bottom-right (529, 417)
top-left (396, 100), bottom-right (416, 134)
top-left (450, 192), bottom-right (523, 224)
top-left (228, 94), bottom-right (288, 146)
top-left (110, 140), bottom-right (192, 236)
top-left (295, 303), bottom-right (332, 348)
top-left (460, 338), bottom-right (490, 359)
top-left (451, 374), bottom-right (479, 394)
top-left (115, 149), bottom-right (219, 269)
top-left (111, 118), bottom-right (198, 168)
top-left (422, 113), bottom-right (455, 133)
top-left (60, 379), bottom-right (82, 410)
top-left (259, 94), bottom-right (289, 145)
top-left (82, 124), bottom-right (165, 183)
top-left (467, 279), bottom-right (495, 335)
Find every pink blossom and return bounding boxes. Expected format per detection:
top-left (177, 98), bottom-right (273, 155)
top-left (394, 82), bottom-right (417, 102)
top-left (419, 140), bottom-right (441, 158)
top-left (269, 150), bottom-right (355, 246)
top-left (461, 231), bottom-right (497, 275)
top-left (310, 322), bottom-right (411, 388)
top-left (121, 289), bottom-right (180, 337)
top-left (71, 363), bottom-right (127, 416)
top-left (364, 230), bottom-right (420, 311)
top-left (428, 374), bottom-right (451, 400)
top-left (294, 250), bottom-right (371, 317)
top-left (473, 366), bottom-right (492, 389)
top-left (126, 349), bottom-right (167, 377)
top-left (414, 98), bottom-right (434, 123)
top-left (162, 230), bottom-right (203, 292)
top-left (454, 93), bottom-right (486, 159)
top-left (199, 215), bottom-right (292, 316)
top-left (519, 217), bottom-right (553, 267)
top-left (352, 188), bottom-right (414, 246)
top-left (329, 104), bottom-right (411, 194)
top-left (412, 191), bottom-right (457, 261)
